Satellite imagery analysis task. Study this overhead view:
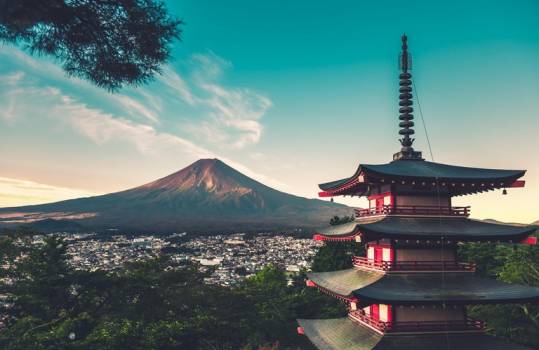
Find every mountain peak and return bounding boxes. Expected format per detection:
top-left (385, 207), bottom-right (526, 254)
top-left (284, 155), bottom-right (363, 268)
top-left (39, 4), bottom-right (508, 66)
top-left (140, 158), bottom-right (249, 194)
top-left (0, 158), bottom-right (351, 233)
top-left (190, 158), bottom-right (228, 173)
top-left (193, 158), bottom-right (223, 167)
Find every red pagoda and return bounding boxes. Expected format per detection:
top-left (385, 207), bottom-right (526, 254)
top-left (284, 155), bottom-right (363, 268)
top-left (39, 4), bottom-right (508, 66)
top-left (297, 35), bottom-right (539, 350)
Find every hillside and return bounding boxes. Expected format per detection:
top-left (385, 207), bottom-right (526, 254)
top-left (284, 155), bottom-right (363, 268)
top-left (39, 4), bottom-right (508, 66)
top-left (0, 159), bottom-right (351, 233)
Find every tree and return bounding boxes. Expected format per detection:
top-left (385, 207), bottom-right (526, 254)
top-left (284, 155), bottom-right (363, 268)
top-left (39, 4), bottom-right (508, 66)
top-left (0, 0), bottom-right (182, 90)
top-left (238, 265), bottom-right (343, 349)
top-left (0, 234), bottom-right (259, 350)
top-left (457, 242), bottom-right (504, 277)
top-left (311, 215), bottom-right (363, 273)
top-left (459, 236), bottom-right (539, 349)
top-left (329, 215), bottom-right (354, 226)
top-left (310, 242), bottom-right (362, 272)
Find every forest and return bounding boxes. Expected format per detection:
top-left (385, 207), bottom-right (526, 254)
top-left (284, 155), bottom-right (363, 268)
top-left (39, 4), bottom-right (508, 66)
top-left (0, 228), bottom-right (537, 349)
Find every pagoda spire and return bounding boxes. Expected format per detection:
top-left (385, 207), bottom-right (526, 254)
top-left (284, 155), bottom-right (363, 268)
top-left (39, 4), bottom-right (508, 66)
top-left (394, 34), bottom-right (422, 160)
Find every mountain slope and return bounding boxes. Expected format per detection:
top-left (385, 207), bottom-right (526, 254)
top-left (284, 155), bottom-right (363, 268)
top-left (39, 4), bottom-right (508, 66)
top-left (0, 159), bottom-right (351, 233)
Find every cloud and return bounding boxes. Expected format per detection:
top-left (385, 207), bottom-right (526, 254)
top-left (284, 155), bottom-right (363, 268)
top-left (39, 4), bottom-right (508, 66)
top-left (0, 73), bottom-right (61, 123)
top-left (191, 51), bottom-right (231, 79)
top-left (157, 53), bottom-right (272, 148)
top-left (200, 83), bottom-right (271, 148)
top-left (0, 47), bottom-right (287, 195)
top-left (53, 95), bottom-right (287, 189)
top-left (54, 94), bottom-right (213, 158)
top-left (0, 74), bottom-right (286, 188)
top-left (158, 65), bottom-right (197, 105)
top-left (1, 46), bottom-right (272, 149)
top-left (0, 177), bottom-right (99, 207)
top-left (0, 72), bottom-right (24, 122)
top-left (0, 46), bottom-right (162, 124)
top-left (108, 94), bottom-right (160, 123)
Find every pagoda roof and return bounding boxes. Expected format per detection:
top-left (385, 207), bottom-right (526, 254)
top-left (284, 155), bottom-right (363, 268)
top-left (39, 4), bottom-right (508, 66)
top-left (298, 318), bottom-right (381, 350)
top-left (307, 268), bottom-right (539, 304)
top-left (306, 269), bottom-right (384, 296)
top-left (318, 159), bottom-right (525, 197)
top-left (315, 217), bottom-right (536, 242)
top-left (316, 221), bottom-right (361, 240)
top-left (297, 318), bottom-right (532, 350)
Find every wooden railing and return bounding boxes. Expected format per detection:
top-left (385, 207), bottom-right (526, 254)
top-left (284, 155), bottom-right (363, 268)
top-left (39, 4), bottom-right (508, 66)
top-left (349, 310), bottom-right (485, 333)
top-left (305, 280), bottom-right (357, 303)
top-left (354, 205), bottom-right (470, 218)
top-left (352, 256), bottom-right (476, 272)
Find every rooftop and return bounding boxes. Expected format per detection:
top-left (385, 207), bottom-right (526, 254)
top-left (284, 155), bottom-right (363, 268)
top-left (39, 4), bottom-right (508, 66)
top-left (319, 159), bottom-right (525, 197)
top-left (307, 268), bottom-right (539, 304)
top-left (315, 216), bottom-right (536, 243)
top-left (297, 318), bottom-right (532, 350)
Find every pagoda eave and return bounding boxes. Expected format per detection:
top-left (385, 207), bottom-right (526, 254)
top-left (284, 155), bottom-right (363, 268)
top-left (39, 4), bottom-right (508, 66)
top-left (306, 269), bottom-right (384, 298)
top-left (306, 279), bottom-right (358, 303)
top-left (318, 181), bottom-right (368, 198)
top-left (318, 161), bottom-right (526, 198)
top-left (316, 217), bottom-right (537, 244)
top-left (297, 318), bottom-right (533, 350)
top-left (354, 272), bottom-right (539, 305)
top-left (307, 268), bottom-right (539, 306)
top-left (301, 35), bottom-right (535, 350)
top-left (313, 233), bottom-right (361, 242)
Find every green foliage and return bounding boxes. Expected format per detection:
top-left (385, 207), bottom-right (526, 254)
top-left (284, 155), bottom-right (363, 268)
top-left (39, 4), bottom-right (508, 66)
top-left (310, 242), bottom-right (362, 272)
top-left (0, 0), bottom-right (182, 90)
top-left (0, 235), bottom-right (341, 349)
top-left (457, 242), bottom-right (506, 277)
top-left (3, 231), bottom-right (538, 349)
top-left (498, 244), bottom-right (539, 287)
top-left (0, 235), bottom-right (250, 349)
top-left (329, 215), bottom-right (354, 226)
top-left (237, 265), bottom-right (343, 348)
top-left (311, 216), bottom-right (363, 272)
top-left (459, 237), bottom-right (539, 349)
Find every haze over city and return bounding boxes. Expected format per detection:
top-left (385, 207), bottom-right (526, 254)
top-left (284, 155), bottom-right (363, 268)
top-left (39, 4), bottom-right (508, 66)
top-left (1, 0), bottom-right (538, 223)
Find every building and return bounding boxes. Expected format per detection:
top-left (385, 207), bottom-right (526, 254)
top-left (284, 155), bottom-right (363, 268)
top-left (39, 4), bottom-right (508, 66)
top-left (297, 35), bottom-right (539, 350)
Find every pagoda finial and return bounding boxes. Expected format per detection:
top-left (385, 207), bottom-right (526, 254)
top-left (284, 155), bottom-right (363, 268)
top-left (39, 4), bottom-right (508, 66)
top-left (400, 34), bottom-right (410, 72)
top-left (394, 34), bottom-right (423, 161)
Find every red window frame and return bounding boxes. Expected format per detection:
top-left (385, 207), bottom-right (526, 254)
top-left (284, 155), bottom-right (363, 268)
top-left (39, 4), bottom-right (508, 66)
top-left (368, 192), bottom-right (394, 209)
top-left (367, 243), bottom-right (395, 263)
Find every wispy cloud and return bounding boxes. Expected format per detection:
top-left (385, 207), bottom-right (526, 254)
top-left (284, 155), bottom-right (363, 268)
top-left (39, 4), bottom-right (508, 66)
top-left (200, 82), bottom-right (271, 147)
top-left (0, 46), bottom-right (272, 149)
top-left (157, 53), bottom-right (272, 148)
top-left (60, 95), bottom-right (213, 158)
top-left (0, 46), bottom-right (272, 148)
top-left (158, 65), bottom-right (197, 105)
top-left (54, 93), bottom-right (286, 189)
top-left (0, 72), bottom-right (24, 122)
top-left (0, 46), bottom-right (162, 124)
top-left (108, 94), bottom-right (160, 123)
top-left (0, 46), bottom-right (287, 196)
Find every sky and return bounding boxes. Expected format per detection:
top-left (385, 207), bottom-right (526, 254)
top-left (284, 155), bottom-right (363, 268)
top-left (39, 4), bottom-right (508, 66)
top-left (1, 0), bottom-right (538, 223)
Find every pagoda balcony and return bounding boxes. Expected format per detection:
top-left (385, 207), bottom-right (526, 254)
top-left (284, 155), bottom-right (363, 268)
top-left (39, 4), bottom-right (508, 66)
top-left (348, 310), bottom-right (485, 334)
top-left (352, 256), bottom-right (476, 273)
top-left (354, 205), bottom-right (470, 218)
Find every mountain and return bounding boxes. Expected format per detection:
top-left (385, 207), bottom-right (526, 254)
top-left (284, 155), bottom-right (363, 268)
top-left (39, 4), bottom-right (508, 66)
top-left (0, 159), bottom-right (351, 233)
top-left (482, 218), bottom-right (539, 227)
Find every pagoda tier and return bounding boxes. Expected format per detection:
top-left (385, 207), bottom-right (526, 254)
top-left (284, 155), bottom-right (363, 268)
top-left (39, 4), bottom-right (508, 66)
top-left (313, 216), bottom-right (537, 243)
top-left (297, 318), bottom-right (532, 350)
top-left (306, 269), bottom-right (539, 305)
top-left (318, 160), bottom-right (525, 197)
top-left (299, 35), bottom-right (536, 350)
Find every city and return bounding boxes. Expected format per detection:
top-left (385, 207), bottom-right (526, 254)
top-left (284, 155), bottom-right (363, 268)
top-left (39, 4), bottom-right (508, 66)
top-left (1, 1), bottom-right (537, 349)
top-left (39, 232), bottom-right (323, 286)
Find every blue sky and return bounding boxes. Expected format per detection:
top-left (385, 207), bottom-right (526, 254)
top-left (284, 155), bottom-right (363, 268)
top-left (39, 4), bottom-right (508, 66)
top-left (1, 0), bottom-right (538, 222)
